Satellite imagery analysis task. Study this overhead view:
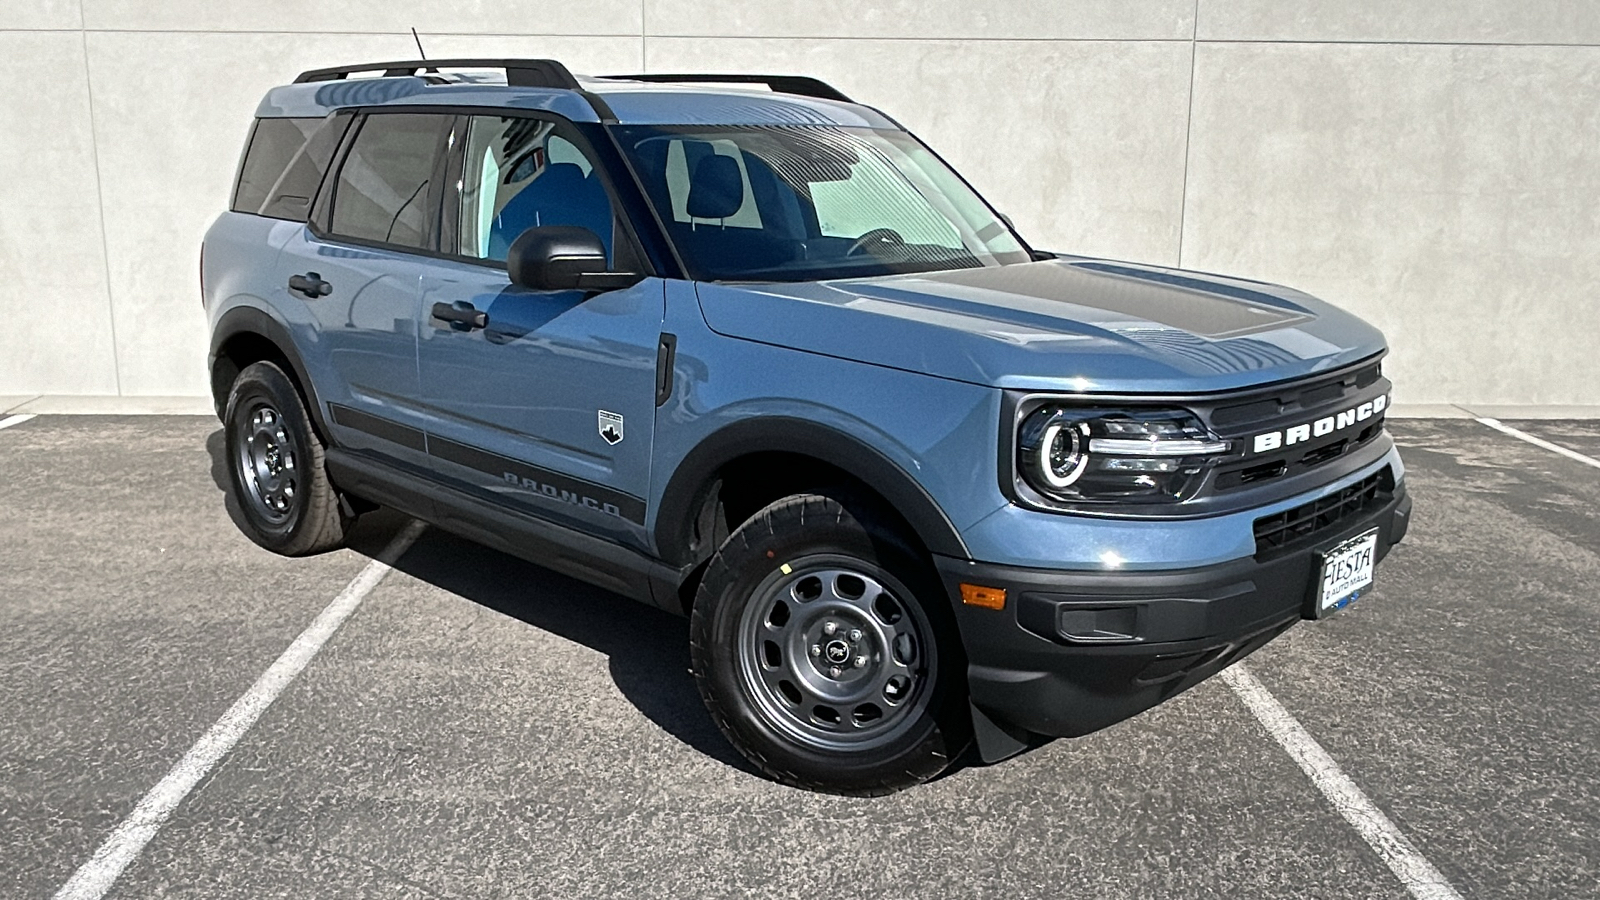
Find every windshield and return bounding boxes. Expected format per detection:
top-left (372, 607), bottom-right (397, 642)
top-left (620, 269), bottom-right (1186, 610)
top-left (610, 125), bottom-right (1031, 282)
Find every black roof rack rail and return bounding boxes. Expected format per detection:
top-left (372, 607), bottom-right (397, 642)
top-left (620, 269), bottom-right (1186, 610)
top-left (610, 73), bottom-right (852, 103)
top-left (293, 58), bottom-right (581, 89)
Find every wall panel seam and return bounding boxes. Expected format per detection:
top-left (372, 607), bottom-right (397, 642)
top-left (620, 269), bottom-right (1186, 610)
top-left (12, 31), bottom-right (1592, 50)
top-left (78, 27), bottom-right (122, 394)
top-left (3, 30), bottom-right (1599, 49)
top-left (1193, 38), bottom-right (1600, 49)
top-left (1, 28), bottom-right (645, 38)
top-left (593, 33), bottom-right (1197, 44)
top-left (1176, 0), bottom-right (1198, 269)
top-left (0, 28), bottom-right (1192, 41)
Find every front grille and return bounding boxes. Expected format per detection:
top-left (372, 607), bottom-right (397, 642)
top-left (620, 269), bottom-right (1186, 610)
top-left (1214, 419), bottom-right (1384, 491)
top-left (1207, 359), bottom-right (1389, 492)
top-left (1252, 469), bottom-right (1389, 557)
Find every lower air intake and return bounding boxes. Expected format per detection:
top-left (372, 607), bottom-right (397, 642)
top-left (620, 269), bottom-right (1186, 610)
top-left (1252, 469), bottom-right (1390, 558)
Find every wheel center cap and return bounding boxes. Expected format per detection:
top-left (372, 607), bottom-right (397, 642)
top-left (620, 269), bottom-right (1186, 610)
top-left (824, 639), bottom-right (851, 664)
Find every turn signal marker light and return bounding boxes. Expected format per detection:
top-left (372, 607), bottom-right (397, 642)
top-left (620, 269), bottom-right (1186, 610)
top-left (960, 583), bottom-right (1007, 610)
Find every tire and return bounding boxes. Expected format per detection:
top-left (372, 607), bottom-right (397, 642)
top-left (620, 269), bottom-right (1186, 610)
top-left (690, 492), bottom-right (971, 795)
top-left (222, 361), bottom-right (352, 556)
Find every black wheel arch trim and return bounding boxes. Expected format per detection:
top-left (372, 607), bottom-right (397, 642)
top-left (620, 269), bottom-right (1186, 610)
top-left (654, 416), bottom-right (970, 567)
top-left (209, 306), bottom-right (332, 440)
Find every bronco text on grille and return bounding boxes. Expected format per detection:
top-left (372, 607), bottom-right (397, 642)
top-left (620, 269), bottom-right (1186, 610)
top-left (1251, 394), bottom-right (1389, 455)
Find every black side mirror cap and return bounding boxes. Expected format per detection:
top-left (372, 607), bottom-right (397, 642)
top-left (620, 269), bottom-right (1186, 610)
top-left (506, 225), bottom-right (642, 292)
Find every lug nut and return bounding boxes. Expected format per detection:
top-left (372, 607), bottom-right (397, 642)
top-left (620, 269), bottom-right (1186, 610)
top-left (822, 622), bottom-right (837, 636)
top-left (810, 644), bottom-right (822, 657)
top-left (829, 666), bottom-right (842, 678)
top-left (853, 656), bottom-right (867, 668)
top-left (848, 629), bottom-right (863, 642)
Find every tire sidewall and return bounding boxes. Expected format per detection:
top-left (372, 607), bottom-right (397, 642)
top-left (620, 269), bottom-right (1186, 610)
top-left (223, 362), bottom-right (317, 551)
top-left (693, 495), bottom-right (969, 793)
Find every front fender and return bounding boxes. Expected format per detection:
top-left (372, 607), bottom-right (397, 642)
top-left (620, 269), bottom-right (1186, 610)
top-left (653, 412), bottom-right (973, 569)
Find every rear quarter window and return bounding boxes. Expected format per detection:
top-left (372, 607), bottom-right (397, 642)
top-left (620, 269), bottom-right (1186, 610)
top-left (232, 116), bottom-right (350, 221)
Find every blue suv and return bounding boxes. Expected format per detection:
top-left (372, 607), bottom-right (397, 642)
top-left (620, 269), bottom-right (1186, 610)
top-left (205, 59), bottom-right (1410, 794)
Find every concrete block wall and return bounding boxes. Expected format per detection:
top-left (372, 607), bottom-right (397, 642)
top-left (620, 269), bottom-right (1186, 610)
top-left (3, 1), bottom-right (1597, 404)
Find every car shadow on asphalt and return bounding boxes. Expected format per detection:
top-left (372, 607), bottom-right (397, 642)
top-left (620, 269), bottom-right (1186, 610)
top-left (207, 428), bottom-right (256, 540)
top-left (388, 525), bottom-right (761, 775)
top-left (206, 428), bottom-right (760, 777)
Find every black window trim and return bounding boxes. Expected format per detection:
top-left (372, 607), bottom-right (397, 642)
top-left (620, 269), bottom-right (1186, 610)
top-left (229, 117), bottom-right (263, 214)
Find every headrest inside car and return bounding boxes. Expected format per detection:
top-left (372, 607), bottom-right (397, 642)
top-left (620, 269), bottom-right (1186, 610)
top-left (687, 154), bottom-right (744, 220)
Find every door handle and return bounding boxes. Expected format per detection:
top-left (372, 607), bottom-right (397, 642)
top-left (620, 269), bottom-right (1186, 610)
top-left (288, 272), bottom-right (332, 298)
top-left (431, 301), bottom-right (488, 331)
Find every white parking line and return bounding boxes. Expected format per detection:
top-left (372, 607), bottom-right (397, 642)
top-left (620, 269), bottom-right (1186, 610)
top-left (52, 520), bottom-right (426, 900)
top-left (1475, 417), bottom-right (1600, 470)
top-left (1222, 664), bottom-right (1463, 900)
top-left (0, 413), bottom-right (37, 431)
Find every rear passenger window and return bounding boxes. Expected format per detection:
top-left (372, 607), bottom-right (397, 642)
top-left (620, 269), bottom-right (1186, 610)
top-left (328, 113), bottom-right (449, 250)
top-left (232, 118), bottom-right (322, 215)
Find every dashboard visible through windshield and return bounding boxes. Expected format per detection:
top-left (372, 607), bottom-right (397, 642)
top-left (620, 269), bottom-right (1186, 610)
top-left (610, 124), bottom-right (1032, 282)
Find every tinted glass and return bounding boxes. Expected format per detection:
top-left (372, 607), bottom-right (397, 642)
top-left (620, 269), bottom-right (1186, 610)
top-left (257, 115), bottom-right (352, 221)
top-left (456, 115), bottom-right (615, 263)
top-left (612, 125), bottom-right (1029, 282)
top-left (232, 117), bottom-right (321, 215)
top-left (329, 113), bottom-right (448, 250)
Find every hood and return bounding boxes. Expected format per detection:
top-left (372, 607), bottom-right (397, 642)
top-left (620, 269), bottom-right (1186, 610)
top-left (694, 257), bottom-right (1388, 394)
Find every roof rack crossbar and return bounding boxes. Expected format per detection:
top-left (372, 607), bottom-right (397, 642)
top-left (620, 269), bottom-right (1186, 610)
top-left (610, 73), bottom-right (852, 103)
top-left (293, 58), bottom-right (581, 90)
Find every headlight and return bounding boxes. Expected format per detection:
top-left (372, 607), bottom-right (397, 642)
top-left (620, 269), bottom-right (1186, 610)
top-left (1017, 406), bottom-right (1230, 506)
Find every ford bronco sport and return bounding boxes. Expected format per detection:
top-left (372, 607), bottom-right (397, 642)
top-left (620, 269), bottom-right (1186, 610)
top-left (204, 59), bottom-right (1410, 795)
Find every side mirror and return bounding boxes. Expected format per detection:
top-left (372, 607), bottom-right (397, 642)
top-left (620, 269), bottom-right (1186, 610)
top-left (506, 226), bottom-right (642, 292)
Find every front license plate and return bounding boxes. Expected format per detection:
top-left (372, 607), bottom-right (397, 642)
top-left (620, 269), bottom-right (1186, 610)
top-left (1314, 528), bottom-right (1379, 618)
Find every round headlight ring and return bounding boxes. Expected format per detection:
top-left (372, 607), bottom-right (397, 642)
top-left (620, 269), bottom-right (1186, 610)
top-left (1038, 419), bottom-right (1091, 489)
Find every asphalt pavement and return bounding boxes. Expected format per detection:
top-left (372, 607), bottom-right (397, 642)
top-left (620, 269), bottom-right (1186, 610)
top-left (1, 415), bottom-right (1596, 899)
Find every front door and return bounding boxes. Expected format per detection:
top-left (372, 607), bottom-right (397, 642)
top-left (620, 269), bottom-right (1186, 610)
top-left (416, 114), bottom-right (663, 547)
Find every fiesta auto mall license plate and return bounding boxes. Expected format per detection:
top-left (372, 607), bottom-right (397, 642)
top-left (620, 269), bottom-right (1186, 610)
top-left (1314, 528), bottom-right (1379, 618)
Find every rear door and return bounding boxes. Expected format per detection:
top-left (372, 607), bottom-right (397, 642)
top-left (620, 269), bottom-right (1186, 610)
top-left (275, 110), bottom-right (452, 469)
top-left (415, 113), bottom-right (664, 548)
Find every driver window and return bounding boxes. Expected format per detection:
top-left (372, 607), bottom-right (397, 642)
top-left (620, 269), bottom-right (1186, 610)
top-left (456, 116), bottom-right (615, 262)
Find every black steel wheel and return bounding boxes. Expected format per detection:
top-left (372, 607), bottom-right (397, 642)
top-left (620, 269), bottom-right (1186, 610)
top-left (236, 401), bottom-right (298, 525)
top-left (223, 361), bottom-right (351, 556)
top-left (691, 492), bottom-right (970, 795)
top-left (736, 561), bottom-right (936, 753)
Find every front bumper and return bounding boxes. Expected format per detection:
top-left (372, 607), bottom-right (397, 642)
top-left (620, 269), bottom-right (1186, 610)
top-left (936, 478), bottom-right (1411, 743)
